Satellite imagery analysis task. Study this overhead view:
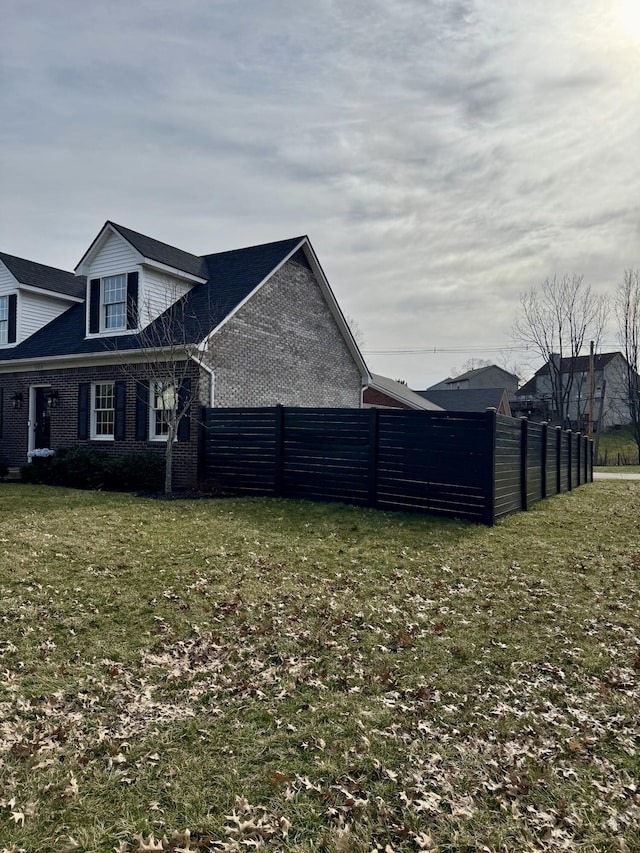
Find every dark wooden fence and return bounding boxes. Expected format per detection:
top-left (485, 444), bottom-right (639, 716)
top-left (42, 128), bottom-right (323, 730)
top-left (202, 407), bottom-right (593, 524)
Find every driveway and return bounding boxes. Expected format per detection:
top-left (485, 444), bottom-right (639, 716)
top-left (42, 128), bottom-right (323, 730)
top-left (593, 472), bottom-right (640, 480)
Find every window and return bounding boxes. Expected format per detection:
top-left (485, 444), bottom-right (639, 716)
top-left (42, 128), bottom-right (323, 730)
top-left (103, 274), bottom-right (126, 330)
top-left (89, 272), bottom-right (138, 335)
top-left (0, 296), bottom-right (8, 345)
top-left (92, 382), bottom-right (115, 439)
top-left (150, 381), bottom-right (177, 440)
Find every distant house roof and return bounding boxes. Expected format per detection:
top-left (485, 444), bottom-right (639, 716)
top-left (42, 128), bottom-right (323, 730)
top-left (515, 352), bottom-right (624, 396)
top-left (416, 388), bottom-right (512, 415)
top-left (0, 235), bottom-right (308, 362)
top-left (440, 364), bottom-right (519, 386)
top-left (367, 374), bottom-right (443, 410)
top-left (0, 252), bottom-right (86, 299)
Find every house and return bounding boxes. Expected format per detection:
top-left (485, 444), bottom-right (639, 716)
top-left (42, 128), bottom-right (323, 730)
top-left (512, 351), bottom-right (636, 431)
top-left (364, 374), bottom-right (443, 411)
top-left (415, 388), bottom-right (512, 416)
top-left (0, 222), bottom-right (369, 487)
top-left (428, 364), bottom-right (519, 394)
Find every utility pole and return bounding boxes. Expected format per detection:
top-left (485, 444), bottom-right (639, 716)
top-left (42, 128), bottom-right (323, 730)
top-left (588, 340), bottom-right (595, 439)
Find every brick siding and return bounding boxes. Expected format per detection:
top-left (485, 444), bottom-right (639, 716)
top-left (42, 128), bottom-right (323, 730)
top-left (363, 388), bottom-right (412, 409)
top-left (207, 259), bottom-right (363, 408)
top-left (0, 362), bottom-right (201, 488)
top-left (0, 258), bottom-right (364, 487)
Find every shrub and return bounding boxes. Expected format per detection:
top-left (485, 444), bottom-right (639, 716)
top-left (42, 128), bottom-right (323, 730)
top-left (20, 447), bottom-right (165, 492)
top-left (20, 453), bottom-right (57, 484)
top-left (0, 459), bottom-right (8, 479)
top-left (102, 451), bottom-right (164, 491)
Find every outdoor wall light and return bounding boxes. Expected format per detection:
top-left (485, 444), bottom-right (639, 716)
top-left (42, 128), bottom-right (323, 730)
top-left (46, 390), bottom-right (60, 409)
top-left (11, 392), bottom-right (23, 410)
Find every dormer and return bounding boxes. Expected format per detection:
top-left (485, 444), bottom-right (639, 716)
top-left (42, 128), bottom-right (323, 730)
top-left (75, 222), bottom-right (208, 338)
top-left (0, 252), bottom-right (84, 348)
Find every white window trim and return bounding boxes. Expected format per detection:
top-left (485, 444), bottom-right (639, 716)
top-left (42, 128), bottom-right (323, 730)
top-left (85, 271), bottom-right (139, 338)
top-left (90, 381), bottom-right (116, 441)
top-left (0, 294), bottom-right (8, 346)
top-left (149, 380), bottom-right (178, 442)
top-left (101, 274), bottom-right (127, 333)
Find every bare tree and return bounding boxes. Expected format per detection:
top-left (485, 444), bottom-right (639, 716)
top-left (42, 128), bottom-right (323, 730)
top-left (616, 269), bottom-right (640, 462)
top-left (448, 357), bottom-right (492, 377)
top-left (345, 314), bottom-right (365, 348)
top-left (512, 275), bottom-right (608, 424)
top-left (111, 289), bottom-right (208, 494)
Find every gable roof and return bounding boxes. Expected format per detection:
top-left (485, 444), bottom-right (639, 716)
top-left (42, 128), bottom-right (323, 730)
top-left (515, 352), bottom-right (625, 397)
top-left (0, 252), bottom-right (86, 299)
top-left (367, 374), bottom-right (443, 411)
top-left (444, 364), bottom-right (519, 384)
top-left (532, 352), bottom-right (621, 377)
top-left (108, 222), bottom-right (209, 279)
top-left (0, 235), bottom-right (318, 363)
top-left (416, 387), bottom-right (511, 414)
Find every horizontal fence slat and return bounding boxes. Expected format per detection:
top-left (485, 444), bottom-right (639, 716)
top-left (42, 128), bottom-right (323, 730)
top-left (202, 407), bottom-right (592, 524)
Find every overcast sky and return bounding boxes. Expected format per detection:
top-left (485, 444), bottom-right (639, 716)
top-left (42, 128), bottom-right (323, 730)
top-left (2, 0), bottom-right (639, 387)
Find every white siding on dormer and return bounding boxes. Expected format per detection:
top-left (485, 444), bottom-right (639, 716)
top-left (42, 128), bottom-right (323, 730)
top-left (86, 231), bottom-right (140, 280)
top-left (140, 266), bottom-right (193, 329)
top-left (20, 291), bottom-right (72, 342)
top-left (0, 262), bottom-right (18, 295)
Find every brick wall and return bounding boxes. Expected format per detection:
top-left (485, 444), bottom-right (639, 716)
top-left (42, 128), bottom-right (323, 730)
top-left (0, 257), bottom-right (365, 486)
top-left (0, 361), bottom-right (201, 488)
top-left (206, 259), bottom-right (363, 408)
top-left (362, 388), bottom-right (411, 409)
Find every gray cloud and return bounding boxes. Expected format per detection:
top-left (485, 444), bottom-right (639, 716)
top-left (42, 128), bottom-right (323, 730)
top-left (1, 0), bottom-right (638, 386)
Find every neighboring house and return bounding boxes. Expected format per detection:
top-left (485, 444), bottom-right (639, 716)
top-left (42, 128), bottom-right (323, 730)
top-left (0, 221), bottom-right (369, 487)
top-left (416, 388), bottom-right (512, 417)
top-left (428, 364), bottom-right (520, 393)
top-left (363, 374), bottom-right (443, 411)
top-left (512, 351), bottom-right (636, 431)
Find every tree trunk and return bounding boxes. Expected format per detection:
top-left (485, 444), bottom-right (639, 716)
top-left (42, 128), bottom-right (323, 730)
top-left (165, 421), bottom-right (176, 494)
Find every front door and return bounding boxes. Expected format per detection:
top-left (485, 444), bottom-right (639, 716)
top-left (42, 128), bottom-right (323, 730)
top-left (34, 387), bottom-right (51, 449)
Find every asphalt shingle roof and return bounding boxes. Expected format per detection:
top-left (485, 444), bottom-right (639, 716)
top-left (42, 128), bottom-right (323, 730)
top-left (0, 252), bottom-right (86, 299)
top-left (444, 364), bottom-right (518, 384)
top-left (415, 388), bottom-right (509, 412)
top-left (368, 374), bottom-right (442, 410)
top-left (1, 235), bottom-right (305, 362)
top-left (515, 352), bottom-right (623, 396)
top-left (108, 222), bottom-right (209, 279)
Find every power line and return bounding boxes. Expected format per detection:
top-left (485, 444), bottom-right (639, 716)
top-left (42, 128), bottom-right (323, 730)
top-left (362, 341), bottom-right (621, 356)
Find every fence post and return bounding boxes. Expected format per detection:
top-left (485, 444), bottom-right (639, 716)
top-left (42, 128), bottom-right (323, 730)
top-left (367, 408), bottom-right (379, 507)
top-left (556, 426), bottom-right (562, 494)
top-left (590, 438), bottom-right (594, 481)
top-left (485, 409), bottom-right (497, 525)
top-left (274, 404), bottom-right (284, 497)
top-left (541, 422), bottom-right (548, 499)
top-left (567, 430), bottom-right (573, 491)
top-left (576, 432), bottom-right (581, 486)
top-left (198, 406), bottom-right (207, 481)
top-left (520, 417), bottom-right (529, 511)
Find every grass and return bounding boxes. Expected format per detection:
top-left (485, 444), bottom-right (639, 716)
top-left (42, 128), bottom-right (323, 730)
top-left (596, 426), bottom-right (639, 466)
top-left (0, 483), bottom-right (638, 852)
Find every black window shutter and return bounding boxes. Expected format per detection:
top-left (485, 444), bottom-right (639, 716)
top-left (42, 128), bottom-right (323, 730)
top-left (78, 383), bottom-right (89, 440)
top-left (89, 279), bottom-right (100, 333)
top-left (126, 272), bottom-right (139, 329)
top-left (7, 294), bottom-right (17, 344)
top-left (177, 378), bottom-right (191, 442)
top-left (0, 388), bottom-right (4, 439)
top-left (135, 381), bottom-right (149, 441)
top-left (114, 380), bottom-right (126, 441)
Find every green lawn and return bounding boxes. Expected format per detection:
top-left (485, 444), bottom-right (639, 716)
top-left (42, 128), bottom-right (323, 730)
top-left (597, 426), bottom-right (640, 466)
top-left (0, 484), bottom-right (638, 852)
